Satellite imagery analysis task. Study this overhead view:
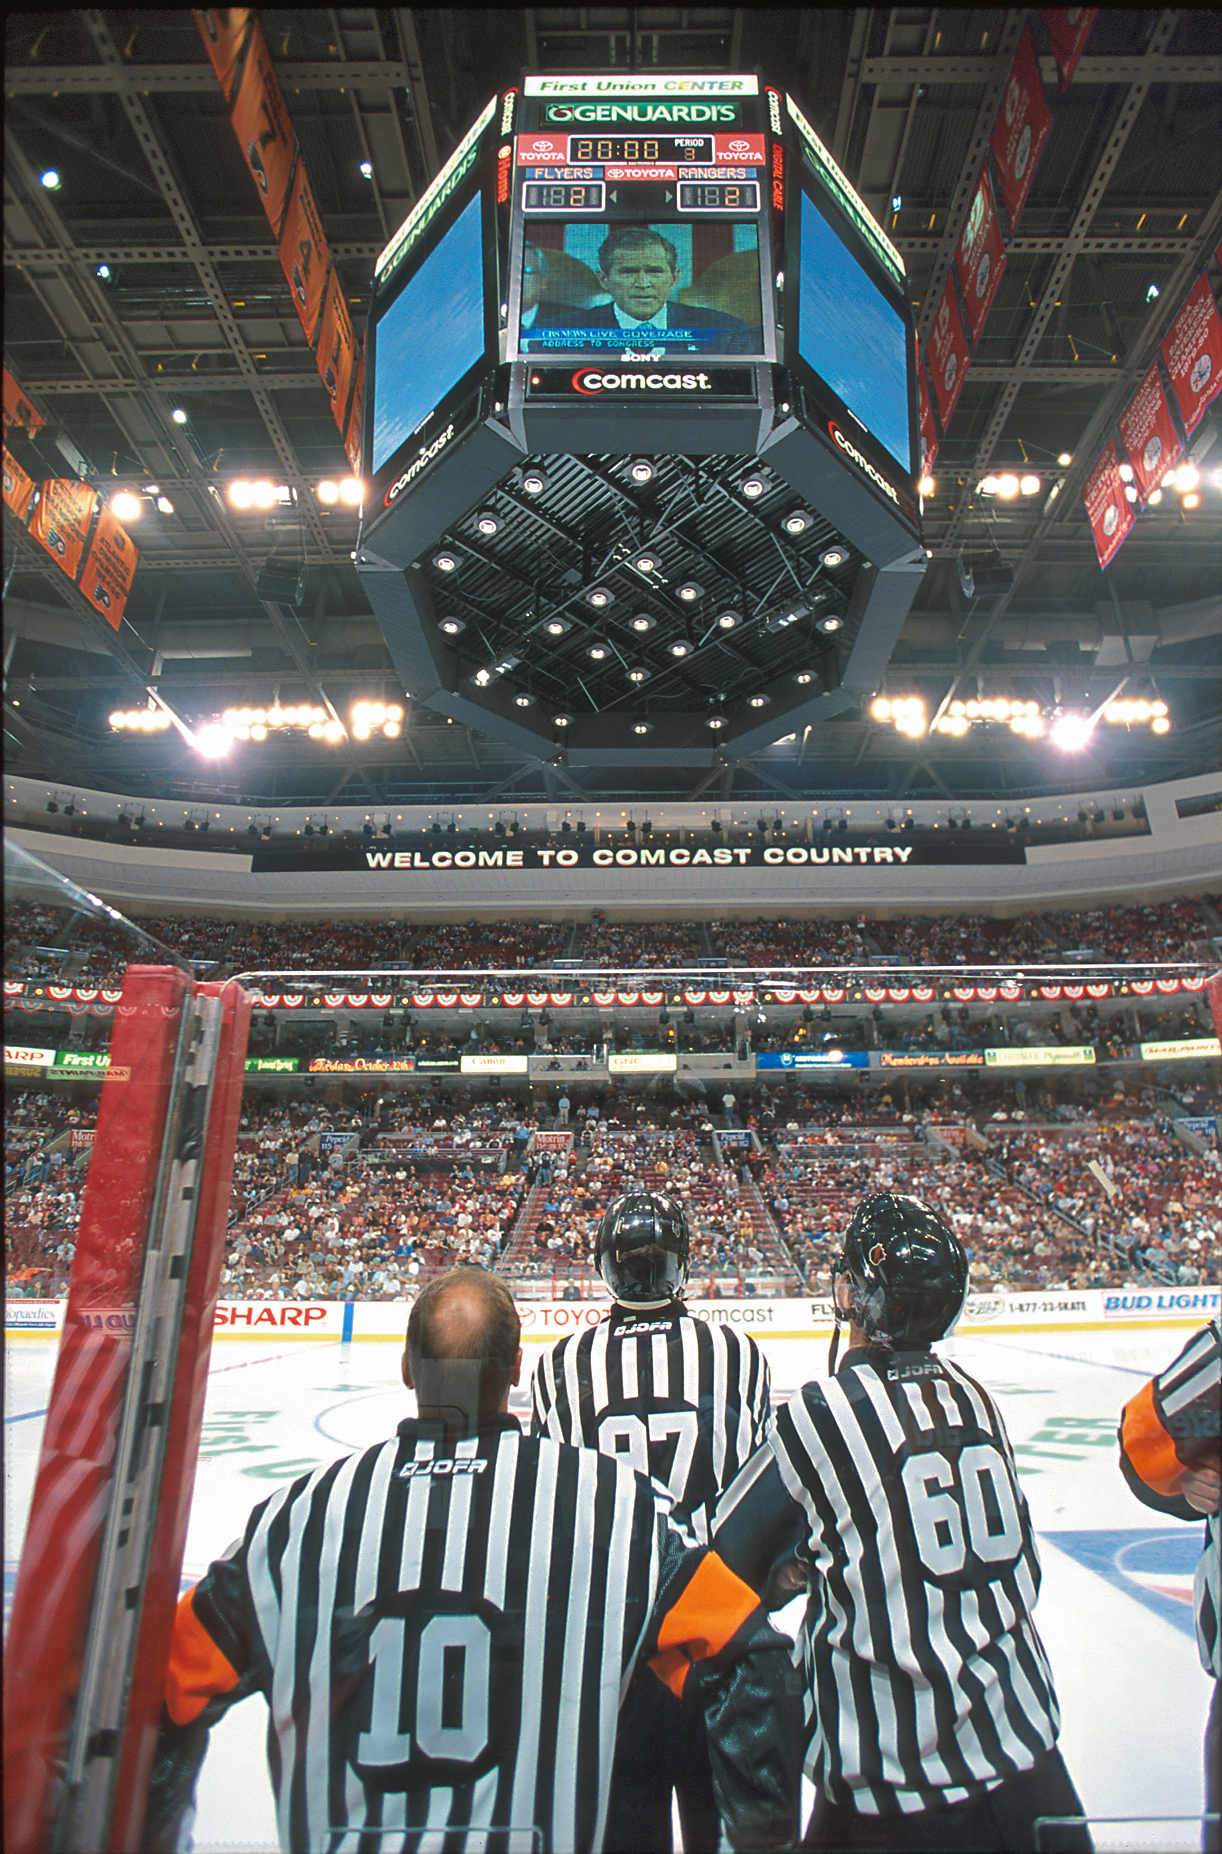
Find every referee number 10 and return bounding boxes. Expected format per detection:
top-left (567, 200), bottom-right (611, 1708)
top-left (359, 1613), bottom-right (491, 1768)
top-left (900, 1443), bottom-right (1023, 1576)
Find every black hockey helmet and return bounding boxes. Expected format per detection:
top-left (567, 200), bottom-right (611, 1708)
top-left (833, 1192), bottom-right (968, 1350)
top-left (595, 1192), bottom-right (691, 1307)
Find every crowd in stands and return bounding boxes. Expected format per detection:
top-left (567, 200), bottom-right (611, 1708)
top-left (711, 918), bottom-right (866, 966)
top-left (1048, 897), bottom-right (1217, 961)
top-left (865, 914), bottom-right (1055, 964)
top-left (580, 917), bottom-right (708, 967)
top-left (410, 921), bottom-right (568, 967)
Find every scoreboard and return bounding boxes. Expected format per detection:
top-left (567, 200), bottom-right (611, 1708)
top-left (357, 72), bottom-right (925, 765)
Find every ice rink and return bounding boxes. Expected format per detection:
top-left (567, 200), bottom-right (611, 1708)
top-left (5, 1319), bottom-right (1214, 1852)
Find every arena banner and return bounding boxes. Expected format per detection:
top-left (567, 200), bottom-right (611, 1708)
top-left (2, 364), bottom-right (46, 438)
top-left (255, 837), bottom-right (1023, 875)
top-left (227, 18), bottom-right (296, 240)
top-left (28, 477), bottom-right (98, 581)
top-left (79, 503), bottom-right (139, 631)
top-left (954, 167), bottom-right (1007, 345)
top-left (756, 1050), bottom-right (869, 1069)
top-left (1081, 438), bottom-right (1134, 570)
top-left (1117, 361), bottom-right (1182, 506)
top-left (4, 1044), bottom-right (56, 1069)
top-left (917, 357), bottom-right (937, 477)
top-left (1039, 9), bottom-right (1097, 92)
top-left (1159, 273), bottom-right (1222, 438)
top-left (3, 446), bottom-right (37, 523)
top-left (927, 273), bottom-right (971, 433)
top-left (989, 25), bottom-right (1052, 235)
top-left (278, 157), bottom-right (331, 345)
top-left (876, 1050), bottom-right (985, 1069)
top-left (607, 1051), bottom-right (677, 1073)
top-left (307, 1054), bottom-right (417, 1073)
top-left (984, 1044), bottom-right (1095, 1066)
top-left (244, 1056), bottom-right (300, 1072)
top-left (212, 1301), bottom-right (344, 1336)
top-left (460, 1053), bottom-right (529, 1074)
top-left (1138, 1036), bottom-right (1221, 1061)
top-left (192, 8), bottom-right (250, 103)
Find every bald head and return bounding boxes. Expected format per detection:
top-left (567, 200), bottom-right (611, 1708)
top-left (403, 1269), bottom-right (521, 1424)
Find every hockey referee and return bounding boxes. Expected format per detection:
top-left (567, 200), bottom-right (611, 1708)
top-left (531, 1191), bottom-right (778, 1852)
top-left (712, 1192), bottom-right (1094, 1852)
top-left (144, 1269), bottom-right (800, 1853)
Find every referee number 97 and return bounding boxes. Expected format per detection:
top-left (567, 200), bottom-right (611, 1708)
top-left (900, 1443), bottom-right (1024, 1577)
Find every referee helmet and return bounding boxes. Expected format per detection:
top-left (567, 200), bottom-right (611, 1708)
top-left (834, 1192), bottom-right (968, 1350)
top-left (595, 1191), bottom-right (691, 1307)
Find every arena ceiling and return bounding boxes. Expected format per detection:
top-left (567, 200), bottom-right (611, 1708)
top-left (3, 7), bottom-right (1221, 817)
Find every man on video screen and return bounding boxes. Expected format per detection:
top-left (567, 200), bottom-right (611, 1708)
top-left (542, 225), bottom-right (757, 354)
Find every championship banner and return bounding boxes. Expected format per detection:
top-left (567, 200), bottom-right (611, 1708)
top-left (954, 168), bottom-right (1007, 345)
top-left (229, 18), bottom-right (296, 240)
top-left (278, 159), bottom-right (331, 345)
top-left (314, 268), bottom-right (358, 438)
top-left (1117, 362), bottom-right (1182, 506)
top-left (989, 25), bottom-right (1052, 235)
top-left (917, 355), bottom-right (937, 476)
top-left (1081, 438), bottom-right (1134, 570)
top-left (1159, 274), bottom-right (1222, 438)
top-left (1039, 8), bottom-right (1098, 92)
top-left (2, 447), bottom-right (36, 523)
top-left (343, 343), bottom-right (365, 473)
top-left (2, 366), bottom-right (45, 438)
top-left (192, 8), bottom-right (250, 103)
top-left (927, 273), bottom-right (971, 432)
top-left (28, 478), bottom-right (98, 580)
top-left (79, 504), bottom-right (139, 631)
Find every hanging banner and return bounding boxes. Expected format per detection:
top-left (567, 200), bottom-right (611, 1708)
top-left (278, 159), bottom-right (331, 345)
top-left (315, 268), bottom-right (358, 438)
top-left (917, 356), bottom-right (938, 477)
top-left (229, 18), bottom-right (296, 239)
top-left (2, 366), bottom-right (45, 438)
top-left (192, 8), bottom-right (250, 103)
top-left (1159, 274), bottom-right (1222, 438)
top-left (1040, 9), bottom-right (1098, 92)
top-left (2, 446), bottom-right (37, 523)
top-left (989, 26), bottom-right (1052, 235)
top-left (28, 478), bottom-right (98, 580)
top-left (1081, 438), bottom-right (1134, 570)
top-left (344, 344), bottom-right (365, 474)
top-left (954, 168), bottom-right (1007, 344)
top-left (927, 273), bottom-right (971, 432)
top-left (79, 505), bottom-right (139, 631)
top-left (1117, 362), bottom-right (1182, 507)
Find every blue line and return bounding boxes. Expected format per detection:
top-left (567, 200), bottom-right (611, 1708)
top-left (3, 1408), bottom-right (48, 1424)
top-left (342, 1303), bottom-right (354, 1344)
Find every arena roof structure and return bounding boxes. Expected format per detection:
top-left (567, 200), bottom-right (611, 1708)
top-left (4, 8), bottom-right (1221, 819)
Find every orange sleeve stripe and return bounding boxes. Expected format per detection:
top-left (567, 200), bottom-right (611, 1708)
top-left (164, 1584), bottom-right (242, 1725)
top-left (648, 1645), bottom-right (691, 1700)
top-left (1121, 1380), bottom-right (1184, 1497)
top-left (656, 1550), bottom-right (760, 1665)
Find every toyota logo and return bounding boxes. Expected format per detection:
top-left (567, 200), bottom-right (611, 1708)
top-left (727, 137), bottom-right (749, 151)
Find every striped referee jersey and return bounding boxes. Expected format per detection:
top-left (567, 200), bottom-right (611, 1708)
top-left (1120, 1317), bottom-right (1220, 1678)
top-left (149, 1418), bottom-right (796, 1853)
top-left (530, 1303), bottom-right (772, 1543)
top-left (713, 1346), bottom-right (1061, 1815)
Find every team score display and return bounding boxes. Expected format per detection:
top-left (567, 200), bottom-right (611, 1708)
top-left (598, 1409), bottom-right (698, 1507)
top-left (569, 135), bottom-right (714, 164)
top-left (679, 182), bottom-right (761, 212)
top-left (900, 1441), bottom-right (1024, 1578)
top-left (356, 1602), bottom-right (501, 1780)
top-left (521, 181), bottom-right (606, 212)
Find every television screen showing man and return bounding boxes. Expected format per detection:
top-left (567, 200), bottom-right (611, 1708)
top-left (520, 224), bottom-right (763, 355)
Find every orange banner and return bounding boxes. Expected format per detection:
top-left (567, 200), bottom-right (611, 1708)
top-left (229, 18), bottom-right (295, 238)
top-left (315, 269), bottom-right (357, 433)
top-left (28, 479), bottom-right (98, 580)
top-left (343, 344), bottom-right (365, 473)
top-left (80, 506), bottom-right (139, 631)
top-left (192, 8), bottom-right (250, 102)
top-left (278, 159), bottom-right (331, 345)
top-left (3, 366), bottom-right (45, 438)
top-left (2, 447), bottom-right (37, 523)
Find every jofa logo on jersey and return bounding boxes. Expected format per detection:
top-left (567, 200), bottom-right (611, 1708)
top-left (398, 1457), bottom-right (488, 1478)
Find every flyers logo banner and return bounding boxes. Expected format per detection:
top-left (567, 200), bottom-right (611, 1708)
top-left (2, 365), bottom-right (45, 439)
top-left (229, 19), bottom-right (295, 239)
top-left (954, 168), bottom-right (1007, 345)
top-left (989, 26), bottom-right (1051, 235)
top-left (80, 504), bottom-right (139, 631)
top-left (1117, 362), bottom-right (1182, 507)
top-left (29, 478), bottom-right (98, 581)
top-left (927, 275), bottom-right (970, 432)
top-left (1159, 274), bottom-right (1222, 439)
top-left (1081, 437), bottom-right (1134, 570)
top-left (278, 158), bottom-right (331, 344)
top-left (2, 446), bottom-right (36, 523)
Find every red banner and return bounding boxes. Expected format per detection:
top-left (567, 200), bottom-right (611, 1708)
top-left (278, 158), bottom-right (330, 345)
top-left (917, 345), bottom-right (937, 474)
top-left (315, 268), bottom-right (358, 436)
top-left (1040, 8), bottom-right (1097, 91)
top-left (3, 366), bottom-right (45, 439)
top-left (1082, 438), bottom-right (1134, 570)
top-left (954, 168), bottom-right (1007, 344)
top-left (192, 8), bottom-right (250, 102)
top-left (344, 343), bottom-right (365, 474)
top-left (990, 26), bottom-right (1052, 235)
top-left (1159, 274), bottom-right (1222, 438)
top-left (229, 19), bottom-right (295, 239)
top-left (2, 447), bottom-right (36, 523)
top-left (80, 505), bottom-right (139, 632)
top-left (927, 274), bottom-right (971, 431)
top-left (1117, 362), bottom-right (1182, 507)
top-left (29, 478), bottom-right (98, 580)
